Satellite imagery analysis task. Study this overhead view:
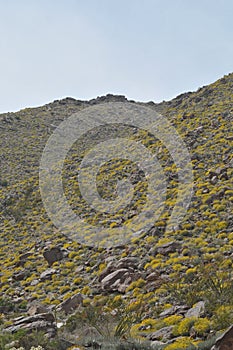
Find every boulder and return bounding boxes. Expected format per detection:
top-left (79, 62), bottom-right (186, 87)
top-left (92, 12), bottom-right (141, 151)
top-left (27, 303), bottom-right (49, 316)
top-left (12, 270), bottom-right (27, 281)
top-left (151, 340), bottom-right (166, 348)
top-left (58, 293), bottom-right (83, 314)
top-left (101, 268), bottom-right (134, 293)
top-left (43, 246), bottom-right (63, 266)
top-left (5, 313), bottom-right (56, 337)
top-left (157, 241), bottom-right (181, 255)
top-left (40, 268), bottom-right (56, 281)
top-left (159, 305), bottom-right (189, 317)
top-left (185, 301), bottom-right (205, 318)
top-left (99, 257), bottom-right (139, 282)
top-left (15, 252), bottom-right (33, 267)
top-left (148, 326), bottom-right (174, 341)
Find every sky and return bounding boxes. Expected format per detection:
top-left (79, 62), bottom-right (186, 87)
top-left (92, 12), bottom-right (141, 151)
top-left (0, 0), bottom-right (233, 113)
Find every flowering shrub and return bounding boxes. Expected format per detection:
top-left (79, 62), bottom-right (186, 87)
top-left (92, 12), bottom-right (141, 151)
top-left (193, 317), bottom-right (211, 336)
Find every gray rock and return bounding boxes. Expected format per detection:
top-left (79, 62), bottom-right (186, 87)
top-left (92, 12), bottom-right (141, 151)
top-left (40, 268), bottom-right (56, 281)
top-left (117, 276), bottom-right (133, 293)
top-left (151, 340), bottom-right (166, 348)
top-left (12, 270), bottom-right (27, 281)
top-left (58, 293), bottom-right (83, 314)
top-left (185, 301), bottom-right (205, 318)
top-left (27, 303), bottom-right (49, 316)
top-left (148, 326), bottom-right (174, 341)
top-left (159, 306), bottom-right (176, 317)
top-left (159, 305), bottom-right (189, 317)
top-left (99, 257), bottom-right (139, 282)
top-left (157, 241), bottom-right (181, 255)
top-left (101, 268), bottom-right (133, 292)
top-left (30, 279), bottom-right (39, 286)
top-left (5, 313), bottom-right (56, 337)
top-left (75, 265), bottom-right (84, 273)
top-left (146, 272), bottom-right (159, 282)
top-left (15, 251), bottom-right (33, 267)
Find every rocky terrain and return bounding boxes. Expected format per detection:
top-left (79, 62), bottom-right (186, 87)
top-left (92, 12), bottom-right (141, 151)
top-left (0, 73), bottom-right (232, 349)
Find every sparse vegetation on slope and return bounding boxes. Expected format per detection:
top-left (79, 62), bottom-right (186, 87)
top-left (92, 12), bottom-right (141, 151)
top-left (0, 74), bottom-right (232, 349)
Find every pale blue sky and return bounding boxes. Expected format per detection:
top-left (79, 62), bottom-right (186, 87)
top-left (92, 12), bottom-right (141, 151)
top-left (0, 0), bottom-right (233, 113)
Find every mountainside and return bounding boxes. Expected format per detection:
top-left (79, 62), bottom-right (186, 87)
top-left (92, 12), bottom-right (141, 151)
top-left (0, 73), bottom-right (233, 350)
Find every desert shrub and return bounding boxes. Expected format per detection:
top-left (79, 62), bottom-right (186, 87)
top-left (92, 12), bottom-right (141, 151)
top-left (175, 317), bottom-right (196, 336)
top-left (0, 297), bottom-right (15, 312)
top-left (165, 337), bottom-right (195, 350)
top-left (193, 318), bottom-right (211, 336)
top-left (213, 305), bottom-right (233, 330)
top-left (10, 330), bottom-right (62, 350)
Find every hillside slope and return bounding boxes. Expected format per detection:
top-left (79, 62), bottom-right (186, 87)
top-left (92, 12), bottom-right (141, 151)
top-left (0, 74), bottom-right (232, 349)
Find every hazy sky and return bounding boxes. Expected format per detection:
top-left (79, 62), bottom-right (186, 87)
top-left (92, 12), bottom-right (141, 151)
top-left (0, 0), bottom-right (233, 113)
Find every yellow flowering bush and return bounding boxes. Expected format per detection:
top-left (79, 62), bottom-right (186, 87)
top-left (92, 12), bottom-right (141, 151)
top-left (175, 317), bottom-right (196, 336)
top-left (165, 337), bottom-right (194, 349)
top-left (193, 317), bottom-right (211, 335)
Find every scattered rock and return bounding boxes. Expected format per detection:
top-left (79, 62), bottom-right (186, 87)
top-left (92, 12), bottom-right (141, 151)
top-left (100, 268), bottom-right (135, 293)
top-left (27, 303), bottom-right (49, 316)
top-left (43, 246), bottom-right (63, 266)
top-left (151, 340), bottom-right (166, 348)
top-left (75, 265), bottom-right (84, 273)
top-left (156, 241), bottom-right (181, 255)
top-left (208, 167), bottom-right (228, 184)
top-left (15, 252), bottom-right (33, 267)
top-left (89, 94), bottom-right (128, 105)
top-left (159, 305), bottom-right (189, 317)
top-left (12, 270), bottom-right (27, 281)
top-left (185, 301), bottom-right (205, 318)
top-left (98, 257), bottom-right (141, 292)
top-left (5, 313), bottom-right (56, 337)
top-left (30, 279), bottom-right (39, 286)
top-left (58, 293), bottom-right (83, 314)
top-left (146, 272), bottom-right (159, 282)
top-left (99, 257), bottom-right (139, 282)
top-left (84, 339), bottom-right (102, 349)
top-left (148, 326), bottom-right (174, 341)
top-left (40, 268), bottom-right (56, 281)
